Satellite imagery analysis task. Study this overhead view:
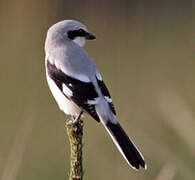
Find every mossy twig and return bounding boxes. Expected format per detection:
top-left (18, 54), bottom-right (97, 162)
top-left (66, 119), bottom-right (84, 180)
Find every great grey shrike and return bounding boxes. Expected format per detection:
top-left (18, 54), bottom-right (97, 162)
top-left (45, 20), bottom-right (146, 170)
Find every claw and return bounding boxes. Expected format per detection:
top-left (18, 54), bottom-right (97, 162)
top-left (66, 111), bottom-right (83, 125)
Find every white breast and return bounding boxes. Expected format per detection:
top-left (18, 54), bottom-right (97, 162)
top-left (46, 74), bottom-right (81, 116)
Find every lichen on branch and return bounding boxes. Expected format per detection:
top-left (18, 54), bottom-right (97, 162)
top-left (66, 119), bottom-right (84, 180)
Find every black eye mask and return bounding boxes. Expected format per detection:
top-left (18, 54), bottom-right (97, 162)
top-left (67, 29), bottom-right (86, 40)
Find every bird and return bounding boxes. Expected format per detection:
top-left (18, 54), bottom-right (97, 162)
top-left (44, 20), bottom-right (146, 170)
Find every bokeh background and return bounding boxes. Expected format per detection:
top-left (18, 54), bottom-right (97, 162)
top-left (0, 0), bottom-right (195, 180)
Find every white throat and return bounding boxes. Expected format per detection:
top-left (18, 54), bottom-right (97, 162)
top-left (73, 37), bottom-right (86, 47)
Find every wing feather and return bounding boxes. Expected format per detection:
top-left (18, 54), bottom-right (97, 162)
top-left (96, 75), bottom-right (116, 115)
top-left (47, 60), bottom-right (100, 122)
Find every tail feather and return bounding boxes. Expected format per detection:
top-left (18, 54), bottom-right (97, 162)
top-left (104, 121), bottom-right (146, 170)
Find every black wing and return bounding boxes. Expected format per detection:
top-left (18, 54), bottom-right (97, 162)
top-left (47, 60), bottom-right (100, 122)
top-left (96, 77), bottom-right (116, 115)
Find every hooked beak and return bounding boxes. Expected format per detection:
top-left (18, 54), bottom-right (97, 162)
top-left (84, 32), bottom-right (96, 40)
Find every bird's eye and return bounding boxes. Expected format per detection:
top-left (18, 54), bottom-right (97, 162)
top-left (78, 29), bottom-right (85, 33)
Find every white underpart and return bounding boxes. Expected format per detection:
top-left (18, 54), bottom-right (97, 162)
top-left (73, 37), bottom-right (86, 47)
top-left (105, 96), bottom-right (112, 103)
top-left (46, 74), bottom-right (80, 116)
top-left (62, 84), bottom-right (73, 97)
top-left (46, 52), bottom-right (55, 65)
top-left (45, 52), bottom-right (49, 62)
top-left (96, 71), bottom-right (103, 81)
top-left (87, 97), bottom-right (100, 105)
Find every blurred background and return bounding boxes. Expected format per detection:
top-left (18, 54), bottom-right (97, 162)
top-left (0, 0), bottom-right (195, 179)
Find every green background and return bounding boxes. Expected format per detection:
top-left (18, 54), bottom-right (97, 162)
top-left (0, 0), bottom-right (195, 179)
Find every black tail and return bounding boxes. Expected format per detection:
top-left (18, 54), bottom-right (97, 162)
top-left (105, 121), bottom-right (146, 170)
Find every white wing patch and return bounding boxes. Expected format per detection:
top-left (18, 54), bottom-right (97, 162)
top-left (62, 84), bottom-right (73, 97)
top-left (68, 83), bottom-right (73, 87)
top-left (104, 96), bottom-right (112, 103)
top-left (87, 97), bottom-right (100, 105)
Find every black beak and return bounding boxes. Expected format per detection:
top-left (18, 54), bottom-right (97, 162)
top-left (84, 32), bottom-right (96, 40)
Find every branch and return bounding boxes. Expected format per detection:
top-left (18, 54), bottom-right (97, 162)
top-left (66, 119), bottom-right (84, 180)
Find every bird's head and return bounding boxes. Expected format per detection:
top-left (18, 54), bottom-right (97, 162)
top-left (45, 20), bottom-right (96, 49)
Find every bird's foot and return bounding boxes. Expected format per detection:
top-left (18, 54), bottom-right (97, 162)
top-left (66, 111), bottom-right (83, 125)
